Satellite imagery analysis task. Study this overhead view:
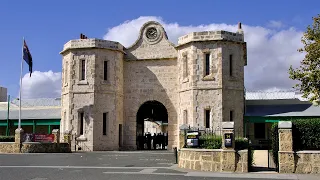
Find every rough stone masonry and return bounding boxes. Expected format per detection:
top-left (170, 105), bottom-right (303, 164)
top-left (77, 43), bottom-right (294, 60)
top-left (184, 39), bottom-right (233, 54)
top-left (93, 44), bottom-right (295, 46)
top-left (59, 21), bottom-right (247, 151)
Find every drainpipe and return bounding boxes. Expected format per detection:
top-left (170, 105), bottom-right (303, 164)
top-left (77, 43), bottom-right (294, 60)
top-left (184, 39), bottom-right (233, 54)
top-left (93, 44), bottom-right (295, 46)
top-left (6, 95), bottom-right (10, 136)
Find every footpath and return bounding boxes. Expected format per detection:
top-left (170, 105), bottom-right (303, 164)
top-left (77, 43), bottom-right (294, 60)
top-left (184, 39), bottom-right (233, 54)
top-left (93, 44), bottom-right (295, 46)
top-left (172, 165), bottom-right (320, 180)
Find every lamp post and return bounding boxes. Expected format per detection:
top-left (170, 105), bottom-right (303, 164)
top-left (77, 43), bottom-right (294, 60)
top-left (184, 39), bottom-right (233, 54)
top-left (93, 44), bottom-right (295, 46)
top-left (6, 95), bottom-right (10, 136)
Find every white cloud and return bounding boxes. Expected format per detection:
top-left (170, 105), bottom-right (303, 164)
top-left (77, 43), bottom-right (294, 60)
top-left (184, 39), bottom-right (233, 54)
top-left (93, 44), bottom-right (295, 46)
top-left (21, 71), bottom-right (61, 99)
top-left (22, 17), bottom-right (305, 98)
top-left (104, 16), bottom-right (305, 92)
top-left (267, 20), bottom-right (284, 29)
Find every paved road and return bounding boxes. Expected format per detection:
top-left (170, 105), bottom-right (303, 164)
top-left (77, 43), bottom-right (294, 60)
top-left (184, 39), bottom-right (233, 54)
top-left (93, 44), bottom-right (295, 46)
top-left (0, 151), bottom-right (318, 180)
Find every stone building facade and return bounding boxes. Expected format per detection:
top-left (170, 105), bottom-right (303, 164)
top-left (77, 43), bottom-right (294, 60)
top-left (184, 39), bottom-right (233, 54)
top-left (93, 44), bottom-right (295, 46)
top-left (59, 21), bottom-right (247, 151)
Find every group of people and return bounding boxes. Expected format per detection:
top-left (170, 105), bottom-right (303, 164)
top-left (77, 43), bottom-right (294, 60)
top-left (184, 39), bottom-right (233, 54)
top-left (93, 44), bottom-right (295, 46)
top-left (137, 132), bottom-right (168, 150)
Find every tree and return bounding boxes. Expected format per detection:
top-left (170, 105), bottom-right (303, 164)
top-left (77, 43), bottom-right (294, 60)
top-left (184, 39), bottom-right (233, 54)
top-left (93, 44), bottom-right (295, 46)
top-left (289, 14), bottom-right (320, 104)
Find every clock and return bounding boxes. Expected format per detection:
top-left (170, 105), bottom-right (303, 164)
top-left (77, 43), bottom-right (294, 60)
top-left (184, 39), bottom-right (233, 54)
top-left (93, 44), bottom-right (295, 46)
top-left (146, 27), bottom-right (158, 39)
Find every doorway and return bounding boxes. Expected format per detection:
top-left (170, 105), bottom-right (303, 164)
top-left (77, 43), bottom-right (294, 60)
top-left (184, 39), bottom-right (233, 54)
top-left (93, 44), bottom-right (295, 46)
top-left (136, 100), bottom-right (168, 150)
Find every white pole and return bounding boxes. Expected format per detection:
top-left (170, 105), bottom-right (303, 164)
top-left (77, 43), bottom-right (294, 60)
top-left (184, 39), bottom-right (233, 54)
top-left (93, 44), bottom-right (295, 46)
top-left (18, 37), bottom-right (24, 129)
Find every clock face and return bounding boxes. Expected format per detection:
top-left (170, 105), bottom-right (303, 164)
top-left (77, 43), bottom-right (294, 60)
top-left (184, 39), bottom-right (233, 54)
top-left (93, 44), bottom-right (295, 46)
top-left (146, 27), bottom-right (158, 39)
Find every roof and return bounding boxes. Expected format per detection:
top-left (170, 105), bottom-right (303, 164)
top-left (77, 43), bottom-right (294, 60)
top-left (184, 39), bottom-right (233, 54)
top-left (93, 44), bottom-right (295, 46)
top-left (0, 98), bottom-right (61, 120)
top-left (245, 104), bottom-right (320, 117)
top-left (245, 91), bottom-right (308, 101)
top-left (0, 108), bottom-right (61, 120)
top-left (0, 90), bottom-right (317, 120)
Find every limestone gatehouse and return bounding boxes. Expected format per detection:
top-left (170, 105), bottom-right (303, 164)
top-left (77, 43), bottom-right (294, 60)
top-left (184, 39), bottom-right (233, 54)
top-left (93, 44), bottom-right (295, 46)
top-left (59, 21), bottom-right (247, 151)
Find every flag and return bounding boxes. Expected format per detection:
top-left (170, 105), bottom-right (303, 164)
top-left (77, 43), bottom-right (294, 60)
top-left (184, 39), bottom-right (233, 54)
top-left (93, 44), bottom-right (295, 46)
top-left (23, 40), bottom-right (33, 77)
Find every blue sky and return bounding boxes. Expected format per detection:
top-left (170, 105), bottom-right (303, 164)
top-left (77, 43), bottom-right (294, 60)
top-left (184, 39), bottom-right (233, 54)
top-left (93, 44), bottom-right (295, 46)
top-left (0, 0), bottom-right (319, 99)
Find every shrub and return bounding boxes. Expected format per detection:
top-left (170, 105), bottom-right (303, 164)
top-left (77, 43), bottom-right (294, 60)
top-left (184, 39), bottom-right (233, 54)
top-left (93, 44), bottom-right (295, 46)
top-left (0, 136), bottom-right (15, 142)
top-left (235, 137), bottom-right (249, 150)
top-left (248, 147), bottom-right (255, 170)
top-left (270, 123), bottom-right (279, 170)
top-left (194, 135), bottom-right (250, 150)
top-left (198, 135), bottom-right (222, 149)
top-left (292, 119), bottom-right (320, 150)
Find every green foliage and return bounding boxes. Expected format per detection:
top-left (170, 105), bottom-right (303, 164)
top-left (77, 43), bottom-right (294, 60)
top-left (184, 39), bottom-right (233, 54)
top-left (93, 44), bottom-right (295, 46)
top-left (0, 136), bottom-right (14, 142)
top-left (289, 14), bottom-right (320, 103)
top-left (235, 137), bottom-right (249, 150)
top-left (198, 135), bottom-right (222, 149)
top-left (248, 148), bottom-right (255, 170)
top-left (292, 119), bottom-right (320, 150)
top-left (190, 135), bottom-right (250, 150)
top-left (269, 118), bottom-right (320, 170)
top-left (270, 123), bottom-right (279, 170)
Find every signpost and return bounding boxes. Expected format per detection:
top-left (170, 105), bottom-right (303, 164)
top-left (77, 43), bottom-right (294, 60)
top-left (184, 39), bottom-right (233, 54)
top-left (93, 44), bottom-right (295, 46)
top-left (186, 131), bottom-right (199, 147)
top-left (23, 134), bottom-right (55, 143)
top-left (224, 133), bottom-right (233, 147)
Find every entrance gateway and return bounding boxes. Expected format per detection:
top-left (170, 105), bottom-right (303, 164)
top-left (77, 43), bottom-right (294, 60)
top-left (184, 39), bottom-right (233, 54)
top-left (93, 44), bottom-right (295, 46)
top-left (59, 21), bottom-right (247, 151)
top-left (136, 101), bottom-right (168, 150)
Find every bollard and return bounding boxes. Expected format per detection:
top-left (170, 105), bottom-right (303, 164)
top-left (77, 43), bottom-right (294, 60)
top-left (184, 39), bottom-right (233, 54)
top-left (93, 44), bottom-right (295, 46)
top-left (174, 147), bottom-right (178, 164)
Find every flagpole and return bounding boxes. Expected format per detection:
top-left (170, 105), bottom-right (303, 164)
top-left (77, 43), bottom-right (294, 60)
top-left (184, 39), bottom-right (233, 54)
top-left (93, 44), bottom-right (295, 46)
top-left (18, 37), bottom-right (24, 130)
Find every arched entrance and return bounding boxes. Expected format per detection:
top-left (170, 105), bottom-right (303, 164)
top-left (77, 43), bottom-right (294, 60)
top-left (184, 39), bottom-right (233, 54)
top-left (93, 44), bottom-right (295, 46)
top-left (136, 100), bottom-right (168, 150)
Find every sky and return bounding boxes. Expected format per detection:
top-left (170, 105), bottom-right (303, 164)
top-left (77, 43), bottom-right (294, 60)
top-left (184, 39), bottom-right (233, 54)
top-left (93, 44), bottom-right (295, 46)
top-left (0, 0), bottom-right (319, 99)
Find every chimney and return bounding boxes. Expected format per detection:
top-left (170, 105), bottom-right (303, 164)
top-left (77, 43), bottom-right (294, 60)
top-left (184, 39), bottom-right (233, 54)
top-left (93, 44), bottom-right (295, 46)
top-left (238, 22), bottom-right (242, 30)
top-left (80, 33), bottom-right (88, 39)
top-left (237, 22), bottom-right (244, 34)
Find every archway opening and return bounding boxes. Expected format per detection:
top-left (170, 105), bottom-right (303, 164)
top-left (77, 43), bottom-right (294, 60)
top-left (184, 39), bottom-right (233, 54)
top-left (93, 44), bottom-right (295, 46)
top-left (136, 100), bottom-right (168, 150)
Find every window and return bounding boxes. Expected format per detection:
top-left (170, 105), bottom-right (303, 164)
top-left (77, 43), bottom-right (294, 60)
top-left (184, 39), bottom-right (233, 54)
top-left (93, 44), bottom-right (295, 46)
top-left (81, 59), bottom-right (86, 80)
top-left (104, 61), bottom-right (108, 81)
top-left (229, 54), bottom-right (233, 76)
top-left (230, 110), bottom-right (233, 122)
top-left (205, 53), bottom-right (210, 76)
top-left (103, 112), bottom-right (108, 135)
top-left (183, 56), bottom-right (188, 78)
top-left (64, 61), bottom-right (68, 84)
top-left (254, 123), bottom-right (265, 139)
top-left (183, 110), bottom-right (188, 124)
top-left (205, 109), bottom-right (210, 128)
top-left (79, 112), bottom-right (84, 135)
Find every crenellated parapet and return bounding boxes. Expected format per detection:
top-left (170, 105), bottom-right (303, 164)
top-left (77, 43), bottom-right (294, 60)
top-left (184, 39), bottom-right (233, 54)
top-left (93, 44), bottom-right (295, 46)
top-left (177, 22), bottom-right (245, 46)
top-left (60, 39), bottom-right (124, 54)
top-left (177, 30), bottom-right (244, 46)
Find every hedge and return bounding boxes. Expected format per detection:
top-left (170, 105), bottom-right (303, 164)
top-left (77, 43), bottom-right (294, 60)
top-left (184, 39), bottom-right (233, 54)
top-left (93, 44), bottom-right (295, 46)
top-left (198, 135), bottom-right (222, 149)
top-left (270, 123), bottom-right (279, 170)
top-left (270, 118), bottom-right (320, 170)
top-left (191, 135), bottom-right (249, 150)
top-left (188, 134), bottom-right (254, 168)
top-left (0, 136), bottom-right (15, 142)
top-left (292, 119), bottom-right (320, 150)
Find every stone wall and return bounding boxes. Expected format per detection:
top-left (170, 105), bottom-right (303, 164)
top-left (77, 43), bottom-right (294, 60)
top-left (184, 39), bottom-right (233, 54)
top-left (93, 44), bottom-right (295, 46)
top-left (0, 129), bottom-right (71, 153)
top-left (0, 142), bottom-right (71, 153)
top-left (0, 143), bottom-right (20, 153)
top-left (92, 49), bottom-right (124, 151)
top-left (222, 42), bottom-right (246, 136)
top-left (123, 59), bottom-right (178, 150)
top-left (176, 39), bottom-right (246, 133)
top-left (278, 121), bottom-right (320, 174)
top-left (295, 151), bottom-right (320, 174)
top-left (60, 38), bottom-right (125, 151)
top-left (236, 150), bottom-right (248, 172)
top-left (178, 148), bottom-right (248, 173)
top-left (178, 30), bottom-right (244, 45)
top-left (21, 142), bottom-right (71, 153)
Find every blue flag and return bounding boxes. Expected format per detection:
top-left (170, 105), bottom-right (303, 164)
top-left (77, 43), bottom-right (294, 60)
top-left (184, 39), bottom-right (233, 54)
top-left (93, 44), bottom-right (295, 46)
top-left (23, 40), bottom-right (33, 77)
